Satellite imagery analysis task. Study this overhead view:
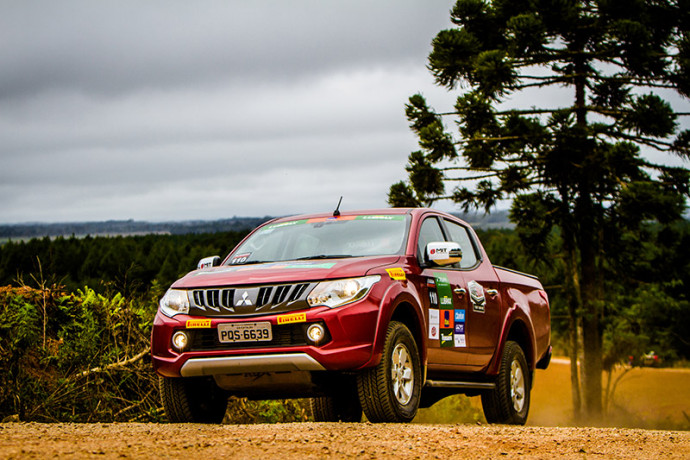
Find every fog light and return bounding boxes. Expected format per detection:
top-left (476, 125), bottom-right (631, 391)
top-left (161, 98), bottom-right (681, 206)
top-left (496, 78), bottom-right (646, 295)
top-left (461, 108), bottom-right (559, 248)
top-left (172, 331), bottom-right (189, 352)
top-left (306, 324), bottom-right (325, 345)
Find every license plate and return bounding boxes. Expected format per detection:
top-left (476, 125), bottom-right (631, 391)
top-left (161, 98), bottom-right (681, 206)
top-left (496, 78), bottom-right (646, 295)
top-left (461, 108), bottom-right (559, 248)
top-left (217, 322), bottom-right (272, 343)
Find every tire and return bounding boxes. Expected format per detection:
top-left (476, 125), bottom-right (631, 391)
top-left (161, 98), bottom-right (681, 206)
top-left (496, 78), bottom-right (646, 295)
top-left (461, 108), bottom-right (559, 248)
top-left (310, 392), bottom-right (363, 422)
top-left (159, 376), bottom-right (229, 423)
top-left (481, 341), bottom-right (531, 425)
top-left (356, 321), bottom-right (421, 423)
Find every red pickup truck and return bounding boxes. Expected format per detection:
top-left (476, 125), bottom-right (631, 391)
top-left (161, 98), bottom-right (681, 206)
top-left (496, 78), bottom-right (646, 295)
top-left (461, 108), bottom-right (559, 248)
top-left (151, 208), bottom-right (551, 424)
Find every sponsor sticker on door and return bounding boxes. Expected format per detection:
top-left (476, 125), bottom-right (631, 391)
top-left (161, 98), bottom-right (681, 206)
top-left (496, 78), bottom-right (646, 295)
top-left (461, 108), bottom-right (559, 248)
top-left (440, 329), bottom-right (454, 347)
top-left (429, 309), bottom-right (440, 340)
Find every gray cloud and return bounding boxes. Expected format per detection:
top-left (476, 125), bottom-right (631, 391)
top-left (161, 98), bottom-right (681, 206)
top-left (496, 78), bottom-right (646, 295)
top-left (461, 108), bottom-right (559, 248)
top-left (0, 0), bottom-right (459, 223)
top-left (1, 1), bottom-right (450, 98)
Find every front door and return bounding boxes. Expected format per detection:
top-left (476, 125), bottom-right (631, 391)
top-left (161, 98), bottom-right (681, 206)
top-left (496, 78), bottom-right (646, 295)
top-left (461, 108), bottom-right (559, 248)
top-left (420, 216), bottom-right (502, 372)
top-left (417, 216), bottom-right (469, 369)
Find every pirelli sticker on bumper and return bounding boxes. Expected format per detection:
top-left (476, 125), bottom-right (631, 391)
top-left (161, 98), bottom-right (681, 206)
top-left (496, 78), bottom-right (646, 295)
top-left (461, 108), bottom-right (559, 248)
top-left (277, 312), bottom-right (307, 325)
top-left (386, 267), bottom-right (407, 281)
top-left (186, 319), bottom-right (212, 329)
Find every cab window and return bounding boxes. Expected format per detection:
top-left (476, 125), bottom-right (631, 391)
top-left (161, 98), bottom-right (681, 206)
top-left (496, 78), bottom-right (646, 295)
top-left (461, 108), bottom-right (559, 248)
top-left (417, 217), bottom-right (445, 262)
top-left (443, 219), bottom-right (479, 269)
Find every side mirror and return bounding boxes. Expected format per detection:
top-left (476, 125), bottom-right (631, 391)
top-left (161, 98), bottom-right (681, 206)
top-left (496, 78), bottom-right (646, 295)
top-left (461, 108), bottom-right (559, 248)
top-left (426, 242), bottom-right (463, 267)
top-left (197, 256), bottom-right (221, 270)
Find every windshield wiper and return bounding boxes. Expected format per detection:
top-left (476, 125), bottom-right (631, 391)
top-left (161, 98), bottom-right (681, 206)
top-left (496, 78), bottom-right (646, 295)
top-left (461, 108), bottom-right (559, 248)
top-left (294, 255), bottom-right (353, 261)
top-left (228, 260), bottom-right (272, 266)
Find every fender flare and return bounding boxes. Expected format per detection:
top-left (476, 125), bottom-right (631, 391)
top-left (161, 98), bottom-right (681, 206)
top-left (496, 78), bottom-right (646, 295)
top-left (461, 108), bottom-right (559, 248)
top-left (361, 281), bottom-right (426, 370)
top-left (487, 302), bottom-right (537, 375)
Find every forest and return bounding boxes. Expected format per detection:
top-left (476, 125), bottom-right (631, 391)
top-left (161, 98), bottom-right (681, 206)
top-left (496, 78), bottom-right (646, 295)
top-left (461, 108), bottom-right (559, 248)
top-left (0, 219), bottom-right (688, 423)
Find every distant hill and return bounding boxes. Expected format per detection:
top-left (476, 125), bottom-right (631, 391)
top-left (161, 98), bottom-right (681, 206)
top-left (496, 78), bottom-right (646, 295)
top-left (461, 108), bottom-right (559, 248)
top-left (452, 210), bottom-right (514, 229)
top-left (0, 211), bottom-right (514, 240)
top-left (0, 217), bottom-right (272, 240)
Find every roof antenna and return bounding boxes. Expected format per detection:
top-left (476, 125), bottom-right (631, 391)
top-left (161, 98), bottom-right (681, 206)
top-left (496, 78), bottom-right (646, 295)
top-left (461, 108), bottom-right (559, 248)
top-left (333, 196), bottom-right (343, 217)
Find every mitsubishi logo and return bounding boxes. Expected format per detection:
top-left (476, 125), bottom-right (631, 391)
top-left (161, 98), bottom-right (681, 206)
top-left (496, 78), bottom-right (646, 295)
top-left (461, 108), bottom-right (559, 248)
top-left (236, 291), bottom-right (252, 306)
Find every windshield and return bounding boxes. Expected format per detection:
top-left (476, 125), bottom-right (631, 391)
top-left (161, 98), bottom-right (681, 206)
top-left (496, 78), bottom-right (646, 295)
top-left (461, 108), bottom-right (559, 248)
top-left (227, 214), bottom-right (409, 265)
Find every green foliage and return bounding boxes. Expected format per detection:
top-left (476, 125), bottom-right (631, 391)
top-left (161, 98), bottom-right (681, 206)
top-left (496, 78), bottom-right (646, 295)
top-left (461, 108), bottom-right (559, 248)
top-left (388, 181), bottom-right (422, 208)
top-left (389, 0), bottom-right (690, 416)
top-left (0, 285), bottom-right (159, 422)
top-left (0, 222), bottom-right (687, 424)
top-left (225, 398), bottom-right (310, 424)
top-left (0, 231), bottom-right (249, 297)
top-left (413, 395), bottom-right (484, 424)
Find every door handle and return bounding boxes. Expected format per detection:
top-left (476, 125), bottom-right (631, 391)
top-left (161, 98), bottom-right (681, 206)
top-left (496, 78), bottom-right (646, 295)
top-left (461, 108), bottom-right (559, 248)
top-left (454, 288), bottom-right (467, 296)
top-left (486, 289), bottom-right (499, 298)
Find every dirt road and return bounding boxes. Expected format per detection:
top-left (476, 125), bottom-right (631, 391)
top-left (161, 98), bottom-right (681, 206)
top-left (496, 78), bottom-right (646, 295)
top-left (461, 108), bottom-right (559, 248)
top-left (1, 422), bottom-right (688, 459)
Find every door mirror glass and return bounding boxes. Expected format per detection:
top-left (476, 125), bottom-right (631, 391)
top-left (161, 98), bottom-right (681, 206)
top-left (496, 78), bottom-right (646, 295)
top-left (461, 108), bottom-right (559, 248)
top-left (197, 256), bottom-right (221, 269)
top-left (425, 242), bottom-right (463, 267)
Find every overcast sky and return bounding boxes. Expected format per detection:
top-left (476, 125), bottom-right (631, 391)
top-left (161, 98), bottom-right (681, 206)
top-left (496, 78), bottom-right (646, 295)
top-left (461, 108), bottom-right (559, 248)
top-left (1, 1), bottom-right (687, 224)
top-left (0, 0), bottom-right (461, 223)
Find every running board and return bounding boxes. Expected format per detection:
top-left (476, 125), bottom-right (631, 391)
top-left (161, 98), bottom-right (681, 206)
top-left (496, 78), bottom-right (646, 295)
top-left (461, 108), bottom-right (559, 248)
top-left (425, 380), bottom-right (495, 390)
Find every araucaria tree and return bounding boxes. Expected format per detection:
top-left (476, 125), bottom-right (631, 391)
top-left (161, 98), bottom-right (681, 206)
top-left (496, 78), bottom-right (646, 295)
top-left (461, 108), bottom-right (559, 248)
top-left (390, 0), bottom-right (689, 418)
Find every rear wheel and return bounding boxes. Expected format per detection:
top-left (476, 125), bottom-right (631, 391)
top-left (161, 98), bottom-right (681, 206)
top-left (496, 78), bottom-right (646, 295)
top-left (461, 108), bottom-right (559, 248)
top-left (310, 390), bottom-right (362, 422)
top-left (356, 321), bottom-right (421, 423)
top-left (481, 341), bottom-right (530, 425)
top-left (159, 376), bottom-right (229, 423)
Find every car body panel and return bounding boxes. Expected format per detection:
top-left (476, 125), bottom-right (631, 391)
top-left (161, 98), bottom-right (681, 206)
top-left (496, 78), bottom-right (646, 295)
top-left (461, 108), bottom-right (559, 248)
top-left (151, 208), bottom-right (550, 398)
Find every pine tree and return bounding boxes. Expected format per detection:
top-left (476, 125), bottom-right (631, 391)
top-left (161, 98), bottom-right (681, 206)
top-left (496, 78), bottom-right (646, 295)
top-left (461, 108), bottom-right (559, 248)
top-left (390, 0), bottom-right (689, 418)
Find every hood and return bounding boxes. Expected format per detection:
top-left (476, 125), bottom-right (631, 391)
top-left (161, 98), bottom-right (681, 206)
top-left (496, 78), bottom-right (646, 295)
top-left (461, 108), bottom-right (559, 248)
top-left (171, 255), bottom-right (402, 289)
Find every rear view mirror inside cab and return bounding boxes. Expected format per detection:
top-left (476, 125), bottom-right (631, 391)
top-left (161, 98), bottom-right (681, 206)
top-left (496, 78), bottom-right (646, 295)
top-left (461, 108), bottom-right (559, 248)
top-left (426, 242), bottom-right (463, 267)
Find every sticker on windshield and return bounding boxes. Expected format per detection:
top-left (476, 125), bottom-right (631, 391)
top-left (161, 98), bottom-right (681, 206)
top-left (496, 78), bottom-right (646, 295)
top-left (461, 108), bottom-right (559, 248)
top-left (262, 219), bottom-right (308, 232)
top-left (194, 261), bottom-right (337, 276)
top-left (261, 215), bottom-right (404, 232)
top-left (356, 215), bottom-right (405, 221)
top-left (230, 253), bottom-right (251, 265)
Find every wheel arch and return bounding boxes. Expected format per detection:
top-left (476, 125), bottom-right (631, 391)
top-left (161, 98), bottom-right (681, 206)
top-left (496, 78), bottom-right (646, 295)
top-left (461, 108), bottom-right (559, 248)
top-left (389, 300), bottom-right (426, 365)
top-left (488, 313), bottom-right (536, 376)
top-left (505, 319), bottom-right (534, 369)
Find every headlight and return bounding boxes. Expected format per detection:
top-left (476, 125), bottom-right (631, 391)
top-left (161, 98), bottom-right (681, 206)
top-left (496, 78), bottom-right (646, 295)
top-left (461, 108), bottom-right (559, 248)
top-left (159, 289), bottom-right (190, 317)
top-left (307, 275), bottom-right (380, 309)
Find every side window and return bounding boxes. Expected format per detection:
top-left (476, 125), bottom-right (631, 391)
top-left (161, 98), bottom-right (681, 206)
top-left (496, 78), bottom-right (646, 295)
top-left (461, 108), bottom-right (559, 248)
top-left (417, 217), bottom-right (446, 262)
top-left (444, 220), bottom-right (479, 269)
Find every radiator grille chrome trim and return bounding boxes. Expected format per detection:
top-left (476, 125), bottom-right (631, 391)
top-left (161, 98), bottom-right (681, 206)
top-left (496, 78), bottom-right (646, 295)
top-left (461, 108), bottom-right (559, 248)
top-left (188, 282), bottom-right (315, 317)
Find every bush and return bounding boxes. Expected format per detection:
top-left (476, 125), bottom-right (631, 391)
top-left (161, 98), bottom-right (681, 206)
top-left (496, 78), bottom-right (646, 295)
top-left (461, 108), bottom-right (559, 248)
top-left (0, 285), bottom-right (160, 422)
top-left (0, 284), bottom-right (314, 424)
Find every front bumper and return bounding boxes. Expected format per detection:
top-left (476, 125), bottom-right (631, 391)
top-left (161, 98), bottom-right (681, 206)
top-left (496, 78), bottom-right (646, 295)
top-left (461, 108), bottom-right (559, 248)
top-left (151, 298), bottom-right (381, 378)
top-left (180, 353), bottom-right (326, 377)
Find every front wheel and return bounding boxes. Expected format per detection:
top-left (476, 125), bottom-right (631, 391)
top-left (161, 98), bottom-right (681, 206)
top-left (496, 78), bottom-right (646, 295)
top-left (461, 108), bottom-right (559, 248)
top-left (481, 341), bottom-right (531, 425)
top-left (159, 376), bottom-right (229, 423)
top-left (356, 321), bottom-right (421, 423)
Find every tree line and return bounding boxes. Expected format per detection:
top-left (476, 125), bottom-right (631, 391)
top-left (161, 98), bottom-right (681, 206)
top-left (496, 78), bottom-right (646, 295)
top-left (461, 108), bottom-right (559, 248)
top-left (0, 231), bottom-right (250, 299)
top-left (0, 221), bottom-right (688, 423)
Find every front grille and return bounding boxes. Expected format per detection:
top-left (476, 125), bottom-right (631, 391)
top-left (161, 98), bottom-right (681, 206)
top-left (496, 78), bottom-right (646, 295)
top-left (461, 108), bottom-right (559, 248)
top-left (187, 322), bottom-right (329, 351)
top-left (188, 282), bottom-right (315, 317)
